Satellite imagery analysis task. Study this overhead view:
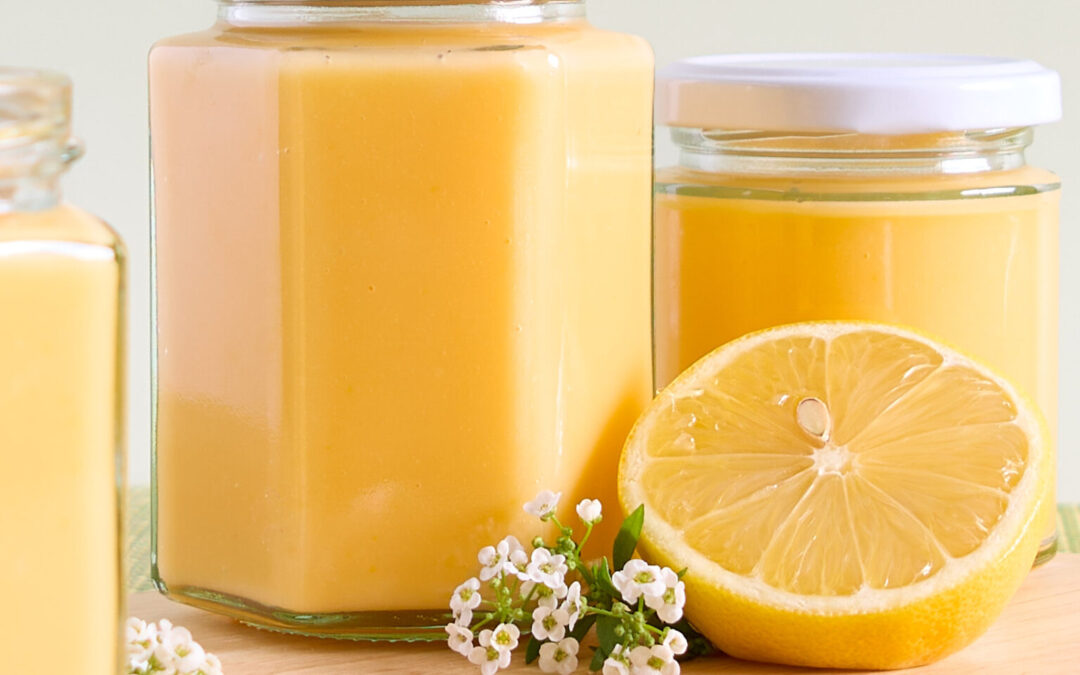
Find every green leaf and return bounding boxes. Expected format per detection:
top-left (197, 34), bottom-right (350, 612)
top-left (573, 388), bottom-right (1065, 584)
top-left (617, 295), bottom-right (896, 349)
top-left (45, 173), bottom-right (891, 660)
top-left (594, 557), bottom-right (617, 599)
top-left (569, 613), bottom-right (598, 641)
top-left (589, 646), bottom-right (607, 672)
top-left (676, 567), bottom-right (689, 579)
top-left (613, 504), bottom-right (645, 570)
top-left (596, 615), bottom-right (620, 653)
top-left (525, 636), bottom-right (543, 665)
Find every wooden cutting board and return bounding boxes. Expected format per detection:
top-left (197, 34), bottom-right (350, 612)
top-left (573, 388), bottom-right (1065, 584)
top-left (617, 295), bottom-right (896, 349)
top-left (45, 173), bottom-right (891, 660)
top-left (129, 554), bottom-right (1080, 674)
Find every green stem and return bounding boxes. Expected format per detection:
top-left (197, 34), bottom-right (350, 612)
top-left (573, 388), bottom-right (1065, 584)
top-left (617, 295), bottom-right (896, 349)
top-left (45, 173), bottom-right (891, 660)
top-left (577, 522), bottom-right (595, 552)
top-left (549, 514), bottom-right (574, 539)
top-left (645, 623), bottom-right (665, 636)
top-left (583, 606), bottom-right (622, 619)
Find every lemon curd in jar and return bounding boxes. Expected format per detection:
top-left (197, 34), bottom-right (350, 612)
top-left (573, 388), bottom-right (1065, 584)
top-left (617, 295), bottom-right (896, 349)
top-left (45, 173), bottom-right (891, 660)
top-left (653, 55), bottom-right (1061, 562)
top-left (149, 0), bottom-right (653, 637)
top-left (0, 70), bottom-right (124, 673)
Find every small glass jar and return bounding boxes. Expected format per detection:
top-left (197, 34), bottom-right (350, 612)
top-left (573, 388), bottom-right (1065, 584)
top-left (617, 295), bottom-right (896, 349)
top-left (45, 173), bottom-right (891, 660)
top-left (654, 54), bottom-right (1061, 563)
top-left (150, 0), bottom-right (653, 639)
top-left (0, 69), bottom-right (125, 672)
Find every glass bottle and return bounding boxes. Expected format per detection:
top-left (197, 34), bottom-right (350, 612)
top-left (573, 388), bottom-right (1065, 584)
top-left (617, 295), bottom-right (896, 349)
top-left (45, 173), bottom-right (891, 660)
top-left (150, 0), bottom-right (653, 638)
top-left (0, 68), bottom-right (125, 673)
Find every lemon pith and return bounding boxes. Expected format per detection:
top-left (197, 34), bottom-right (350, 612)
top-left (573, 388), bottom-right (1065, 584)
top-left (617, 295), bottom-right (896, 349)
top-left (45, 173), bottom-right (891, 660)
top-left (619, 321), bottom-right (1050, 669)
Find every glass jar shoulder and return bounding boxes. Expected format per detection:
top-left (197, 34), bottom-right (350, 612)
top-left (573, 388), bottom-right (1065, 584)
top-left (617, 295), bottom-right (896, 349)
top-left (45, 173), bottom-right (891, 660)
top-left (655, 164), bottom-right (1060, 200)
top-left (0, 204), bottom-right (123, 251)
top-left (150, 19), bottom-right (652, 103)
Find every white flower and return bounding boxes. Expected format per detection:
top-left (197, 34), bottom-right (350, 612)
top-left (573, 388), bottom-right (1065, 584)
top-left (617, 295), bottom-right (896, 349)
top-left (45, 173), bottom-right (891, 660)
top-left (535, 587), bottom-right (558, 609)
top-left (524, 490), bottom-right (562, 519)
top-left (478, 547), bottom-right (503, 581)
top-left (603, 644), bottom-right (631, 675)
top-left (126, 617), bottom-right (158, 664)
top-left (644, 568), bottom-right (686, 624)
top-left (150, 645), bottom-right (180, 675)
top-left (507, 546), bottom-right (531, 581)
top-left (479, 536), bottom-right (524, 581)
top-left (488, 623), bottom-right (521, 653)
top-left (575, 498), bottom-right (603, 524)
top-left (527, 548), bottom-right (568, 591)
top-left (450, 577), bottom-right (482, 625)
top-left (445, 623), bottom-right (474, 657)
top-left (538, 637), bottom-right (579, 675)
top-left (538, 579), bottom-right (569, 603)
top-left (531, 604), bottom-right (570, 641)
top-left (468, 626), bottom-right (518, 674)
top-left (560, 581), bottom-right (586, 630)
top-left (629, 644), bottom-right (678, 675)
top-left (201, 653), bottom-right (224, 675)
top-left (159, 624), bottom-right (207, 673)
top-left (468, 643), bottom-right (511, 675)
top-left (662, 628), bottom-right (688, 656)
top-left (612, 559), bottom-right (666, 604)
top-left (125, 617), bottom-right (219, 675)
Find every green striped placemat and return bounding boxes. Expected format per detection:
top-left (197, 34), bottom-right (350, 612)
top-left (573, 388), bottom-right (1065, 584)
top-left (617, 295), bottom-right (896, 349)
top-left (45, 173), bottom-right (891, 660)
top-left (125, 487), bottom-right (1080, 593)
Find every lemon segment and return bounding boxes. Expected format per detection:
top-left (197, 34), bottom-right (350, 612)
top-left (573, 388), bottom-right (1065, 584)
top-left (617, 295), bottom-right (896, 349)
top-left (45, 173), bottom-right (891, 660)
top-left (619, 322), bottom-right (1050, 669)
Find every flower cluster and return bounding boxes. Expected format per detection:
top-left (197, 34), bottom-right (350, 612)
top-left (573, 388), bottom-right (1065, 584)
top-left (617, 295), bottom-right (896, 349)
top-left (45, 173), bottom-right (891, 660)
top-left (126, 618), bottom-right (222, 675)
top-left (447, 491), bottom-right (704, 674)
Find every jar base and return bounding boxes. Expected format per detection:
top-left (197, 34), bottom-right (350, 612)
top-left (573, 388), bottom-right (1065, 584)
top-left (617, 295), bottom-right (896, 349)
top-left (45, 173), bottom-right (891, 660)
top-left (153, 582), bottom-right (450, 642)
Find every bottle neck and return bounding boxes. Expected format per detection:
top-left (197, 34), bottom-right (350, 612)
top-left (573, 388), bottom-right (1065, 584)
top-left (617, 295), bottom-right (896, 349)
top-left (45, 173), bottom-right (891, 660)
top-left (218, 1), bottom-right (585, 25)
top-left (0, 69), bottom-right (78, 214)
top-left (672, 127), bottom-right (1033, 177)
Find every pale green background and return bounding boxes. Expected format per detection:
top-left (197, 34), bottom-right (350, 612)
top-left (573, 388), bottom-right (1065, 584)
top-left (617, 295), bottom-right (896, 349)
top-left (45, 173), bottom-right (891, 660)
top-left (1, 0), bottom-right (1076, 499)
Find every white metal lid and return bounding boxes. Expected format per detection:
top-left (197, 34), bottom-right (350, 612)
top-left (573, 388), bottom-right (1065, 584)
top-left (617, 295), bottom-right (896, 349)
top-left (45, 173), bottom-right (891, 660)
top-left (656, 53), bottom-right (1062, 134)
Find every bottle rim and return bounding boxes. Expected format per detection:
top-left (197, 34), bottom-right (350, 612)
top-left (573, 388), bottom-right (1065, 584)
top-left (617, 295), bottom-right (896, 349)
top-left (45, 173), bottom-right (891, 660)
top-left (0, 67), bottom-right (71, 150)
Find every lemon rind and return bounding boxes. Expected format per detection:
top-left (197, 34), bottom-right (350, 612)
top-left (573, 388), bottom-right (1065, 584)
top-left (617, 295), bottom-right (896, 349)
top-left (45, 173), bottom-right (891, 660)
top-left (621, 321), bottom-right (1050, 615)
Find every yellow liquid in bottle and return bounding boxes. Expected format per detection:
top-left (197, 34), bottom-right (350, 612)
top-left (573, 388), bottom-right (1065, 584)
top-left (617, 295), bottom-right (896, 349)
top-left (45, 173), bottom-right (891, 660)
top-left (0, 205), bottom-right (123, 674)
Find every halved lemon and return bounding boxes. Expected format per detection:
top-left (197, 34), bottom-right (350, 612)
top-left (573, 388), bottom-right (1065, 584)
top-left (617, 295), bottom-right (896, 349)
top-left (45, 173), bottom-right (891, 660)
top-left (619, 322), bottom-right (1051, 670)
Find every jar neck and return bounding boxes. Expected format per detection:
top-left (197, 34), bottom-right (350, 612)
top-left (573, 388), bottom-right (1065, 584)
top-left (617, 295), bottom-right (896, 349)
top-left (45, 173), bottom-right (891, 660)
top-left (672, 127), bottom-right (1033, 177)
top-left (218, 1), bottom-right (586, 25)
top-left (0, 69), bottom-right (78, 213)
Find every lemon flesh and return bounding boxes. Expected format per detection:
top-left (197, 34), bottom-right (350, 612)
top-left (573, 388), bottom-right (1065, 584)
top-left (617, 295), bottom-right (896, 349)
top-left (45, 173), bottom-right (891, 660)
top-left (620, 322), bottom-right (1050, 669)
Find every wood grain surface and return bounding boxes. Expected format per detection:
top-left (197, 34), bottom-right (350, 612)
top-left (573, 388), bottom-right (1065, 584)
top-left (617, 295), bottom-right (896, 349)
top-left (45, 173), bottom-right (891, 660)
top-left (129, 554), bottom-right (1080, 674)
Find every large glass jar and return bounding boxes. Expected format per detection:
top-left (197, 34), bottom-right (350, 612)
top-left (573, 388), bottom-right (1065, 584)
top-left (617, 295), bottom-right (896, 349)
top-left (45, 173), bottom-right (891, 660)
top-left (654, 54), bottom-right (1061, 563)
top-left (0, 68), bottom-right (125, 672)
top-left (149, 0), bottom-right (653, 638)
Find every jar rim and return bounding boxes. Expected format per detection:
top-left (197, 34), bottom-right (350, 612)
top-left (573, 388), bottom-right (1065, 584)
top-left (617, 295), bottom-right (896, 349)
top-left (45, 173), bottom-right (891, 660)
top-left (217, 0), bottom-right (585, 24)
top-left (669, 127), bottom-right (1034, 176)
top-left (216, 0), bottom-right (582, 5)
